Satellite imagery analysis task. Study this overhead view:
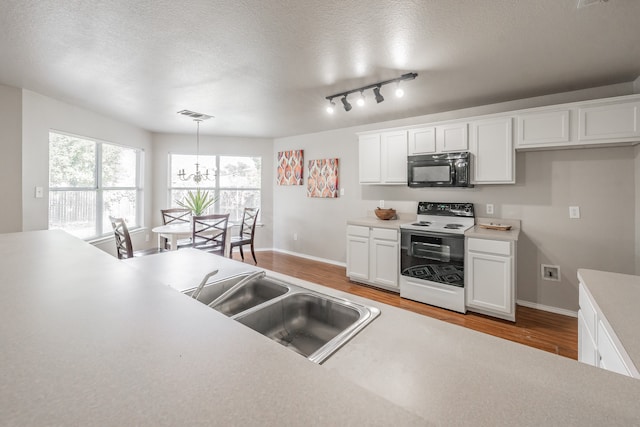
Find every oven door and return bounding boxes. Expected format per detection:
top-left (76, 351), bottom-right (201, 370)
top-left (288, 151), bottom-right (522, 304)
top-left (400, 229), bottom-right (465, 287)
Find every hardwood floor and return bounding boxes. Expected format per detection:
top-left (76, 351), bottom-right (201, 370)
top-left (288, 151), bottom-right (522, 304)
top-left (231, 250), bottom-right (578, 360)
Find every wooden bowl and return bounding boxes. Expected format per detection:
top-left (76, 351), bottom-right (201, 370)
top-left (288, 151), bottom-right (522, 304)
top-left (375, 208), bottom-right (396, 220)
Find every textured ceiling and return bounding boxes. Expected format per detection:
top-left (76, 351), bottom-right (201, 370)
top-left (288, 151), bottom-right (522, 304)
top-left (0, 0), bottom-right (639, 138)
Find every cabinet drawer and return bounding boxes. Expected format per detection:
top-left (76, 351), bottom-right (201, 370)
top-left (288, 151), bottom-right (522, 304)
top-left (578, 283), bottom-right (597, 339)
top-left (467, 238), bottom-right (511, 256)
top-left (347, 225), bottom-right (370, 238)
top-left (371, 227), bottom-right (398, 241)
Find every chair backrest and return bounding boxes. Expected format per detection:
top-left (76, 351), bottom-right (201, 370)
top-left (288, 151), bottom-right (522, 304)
top-left (192, 213), bottom-right (230, 254)
top-left (238, 208), bottom-right (260, 241)
top-left (161, 208), bottom-right (192, 225)
top-left (109, 216), bottom-right (133, 259)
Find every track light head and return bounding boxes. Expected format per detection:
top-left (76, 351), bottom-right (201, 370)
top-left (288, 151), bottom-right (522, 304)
top-left (356, 91), bottom-right (365, 107)
top-left (341, 96), bottom-right (352, 112)
top-left (373, 86), bottom-right (384, 103)
top-left (326, 99), bottom-right (336, 114)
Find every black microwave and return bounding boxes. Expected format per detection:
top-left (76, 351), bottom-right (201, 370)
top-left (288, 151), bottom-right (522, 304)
top-left (407, 152), bottom-right (473, 188)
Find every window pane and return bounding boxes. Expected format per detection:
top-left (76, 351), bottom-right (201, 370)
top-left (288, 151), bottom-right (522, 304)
top-left (219, 190), bottom-right (261, 222)
top-left (170, 154), bottom-right (216, 188)
top-left (49, 133), bottom-right (96, 188)
top-left (102, 144), bottom-right (137, 187)
top-left (220, 156), bottom-right (261, 188)
top-left (49, 190), bottom-right (96, 238)
top-left (103, 190), bottom-right (138, 234)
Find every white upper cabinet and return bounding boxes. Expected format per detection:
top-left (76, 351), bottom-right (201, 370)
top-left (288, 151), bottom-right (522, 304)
top-left (469, 117), bottom-right (515, 184)
top-left (358, 133), bottom-right (382, 183)
top-left (408, 122), bottom-right (468, 155)
top-left (408, 127), bottom-right (436, 154)
top-left (516, 109), bottom-right (571, 148)
top-left (437, 122), bottom-right (468, 152)
top-left (381, 131), bottom-right (408, 183)
top-left (358, 130), bottom-right (407, 185)
top-left (578, 100), bottom-right (640, 141)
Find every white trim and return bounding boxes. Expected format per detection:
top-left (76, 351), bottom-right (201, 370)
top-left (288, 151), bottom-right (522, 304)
top-left (272, 248), bottom-right (346, 268)
top-left (517, 299), bottom-right (577, 318)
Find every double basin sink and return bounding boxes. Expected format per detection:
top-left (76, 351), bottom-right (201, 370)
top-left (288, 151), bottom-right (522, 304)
top-left (183, 271), bottom-right (380, 364)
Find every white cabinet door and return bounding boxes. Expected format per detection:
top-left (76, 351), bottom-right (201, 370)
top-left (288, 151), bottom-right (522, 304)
top-left (466, 251), bottom-right (513, 317)
top-left (578, 309), bottom-right (598, 366)
top-left (469, 117), bottom-right (514, 184)
top-left (517, 110), bottom-right (571, 147)
top-left (597, 320), bottom-right (632, 377)
top-left (381, 131), bottom-right (408, 183)
top-left (437, 122), bottom-right (468, 152)
top-left (358, 134), bottom-right (382, 183)
top-left (346, 235), bottom-right (370, 281)
top-left (579, 101), bottom-right (640, 141)
top-left (408, 127), bottom-right (436, 155)
top-left (369, 238), bottom-right (399, 288)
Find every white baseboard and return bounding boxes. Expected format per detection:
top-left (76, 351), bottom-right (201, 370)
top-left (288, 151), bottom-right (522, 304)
top-left (270, 248), bottom-right (346, 268)
top-left (517, 299), bottom-right (577, 318)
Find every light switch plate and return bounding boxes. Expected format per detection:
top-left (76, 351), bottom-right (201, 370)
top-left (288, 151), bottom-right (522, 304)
top-left (35, 186), bottom-right (44, 198)
top-left (569, 206), bottom-right (580, 219)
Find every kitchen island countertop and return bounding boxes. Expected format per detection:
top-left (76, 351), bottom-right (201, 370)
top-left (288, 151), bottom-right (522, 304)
top-left (3, 230), bottom-right (640, 425)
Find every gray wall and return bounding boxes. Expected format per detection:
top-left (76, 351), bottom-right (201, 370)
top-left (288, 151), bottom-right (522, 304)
top-left (0, 84), bottom-right (22, 232)
top-left (274, 83), bottom-right (638, 313)
top-left (151, 133), bottom-right (274, 250)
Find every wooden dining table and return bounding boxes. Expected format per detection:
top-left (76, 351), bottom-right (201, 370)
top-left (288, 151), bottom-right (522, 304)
top-left (151, 222), bottom-right (234, 256)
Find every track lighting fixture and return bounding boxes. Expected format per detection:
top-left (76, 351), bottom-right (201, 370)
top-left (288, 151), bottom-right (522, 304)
top-left (373, 86), bottom-right (384, 103)
top-left (341, 96), bottom-right (352, 112)
top-left (324, 72), bottom-right (417, 113)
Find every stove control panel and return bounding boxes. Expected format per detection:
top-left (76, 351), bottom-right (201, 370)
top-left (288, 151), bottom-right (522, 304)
top-left (417, 202), bottom-right (474, 217)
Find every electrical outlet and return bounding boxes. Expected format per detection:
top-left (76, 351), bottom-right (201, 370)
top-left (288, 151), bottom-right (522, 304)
top-left (541, 264), bottom-right (561, 281)
top-left (293, 233), bottom-right (298, 241)
top-left (486, 204), bottom-right (494, 215)
top-left (569, 206), bottom-right (580, 219)
top-left (34, 186), bottom-right (43, 199)
top-left (340, 188), bottom-right (345, 196)
top-left (379, 200), bottom-right (384, 208)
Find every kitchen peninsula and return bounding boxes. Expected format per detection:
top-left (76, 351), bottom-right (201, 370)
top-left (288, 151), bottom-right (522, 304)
top-left (2, 230), bottom-right (640, 425)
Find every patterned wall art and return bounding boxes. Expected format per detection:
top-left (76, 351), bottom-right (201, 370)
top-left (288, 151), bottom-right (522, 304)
top-left (307, 158), bottom-right (339, 198)
top-left (276, 150), bottom-right (304, 185)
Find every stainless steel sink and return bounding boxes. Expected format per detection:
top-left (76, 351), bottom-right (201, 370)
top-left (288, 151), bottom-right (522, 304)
top-left (209, 277), bottom-right (290, 317)
top-left (234, 290), bottom-right (380, 364)
top-left (183, 272), bottom-right (258, 305)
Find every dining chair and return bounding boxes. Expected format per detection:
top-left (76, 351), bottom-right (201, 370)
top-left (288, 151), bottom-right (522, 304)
top-left (229, 208), bottom-right (259, 264)
top-left (191, 213), bottom-right (230, 256)
top-left (109, 216), bottom-right (162, 259)
top-left (160, 208), bottom-right (192, 249)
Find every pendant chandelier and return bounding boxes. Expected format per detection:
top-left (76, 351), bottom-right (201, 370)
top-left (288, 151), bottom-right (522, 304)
top-left (177, 111), bottom-right (214, 184)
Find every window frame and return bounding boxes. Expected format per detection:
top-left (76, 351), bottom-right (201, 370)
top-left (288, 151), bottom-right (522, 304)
top-left (48, 130), bottom-right (144, 240)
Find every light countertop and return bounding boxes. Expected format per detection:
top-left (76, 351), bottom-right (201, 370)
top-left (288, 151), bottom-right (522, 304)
top-left (3, 230), bottom-right (640, 425)
top-left (465, 217), bottom-right (521, 241)
top-left (578, 268), bottom-right (640, 373)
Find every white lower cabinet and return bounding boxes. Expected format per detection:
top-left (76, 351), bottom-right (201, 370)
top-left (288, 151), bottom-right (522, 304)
top-left (346, 225), bottom-right (399, 291)
top-left (465, 237), bottom-right (516, 321)
top-left (578, 283), bottom-right (638, 378)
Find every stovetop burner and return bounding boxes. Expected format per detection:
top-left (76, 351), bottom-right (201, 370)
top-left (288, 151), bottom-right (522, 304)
top-left (411, 221), bottom-right (432, 226)
top-left (444, 224), bottom-right (464, 229)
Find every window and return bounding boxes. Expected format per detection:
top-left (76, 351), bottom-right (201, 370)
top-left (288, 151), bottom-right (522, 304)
top-left (168, 154), bottom-right (261, 222)
top-left (48, 132), bottom-right (142, 239)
